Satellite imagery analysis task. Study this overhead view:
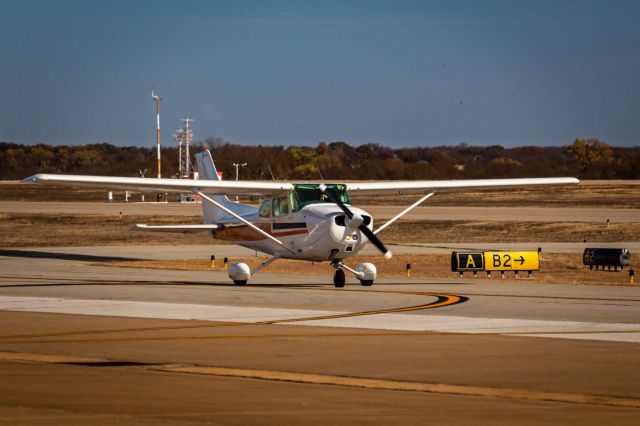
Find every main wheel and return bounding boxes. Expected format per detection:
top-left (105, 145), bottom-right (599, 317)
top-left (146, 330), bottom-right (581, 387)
top-left (233, 280), bottom-right (247, 286)
top-left (333, 269), bottom-right (345, 288)
top-left (360, 280), bottom-right (374, 286)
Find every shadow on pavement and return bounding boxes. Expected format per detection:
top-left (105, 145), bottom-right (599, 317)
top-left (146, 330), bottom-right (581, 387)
top-left (0, 249), bottom-right (141, 263)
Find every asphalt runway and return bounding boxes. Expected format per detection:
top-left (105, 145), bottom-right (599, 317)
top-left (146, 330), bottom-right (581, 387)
top-left (1, 245), bottom-right (640, 424)
top-left (1, 200), bottom-right (638, 222)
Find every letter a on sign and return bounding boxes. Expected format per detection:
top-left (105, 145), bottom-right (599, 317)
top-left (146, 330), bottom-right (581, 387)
top-left (465, 255), bottom-right (476, 268)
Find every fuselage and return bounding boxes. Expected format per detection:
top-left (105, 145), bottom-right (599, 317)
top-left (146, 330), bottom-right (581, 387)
top-left (210, 190), bottom-right (373, 261)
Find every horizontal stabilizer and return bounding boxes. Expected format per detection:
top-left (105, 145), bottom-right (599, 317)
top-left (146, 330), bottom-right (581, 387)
top-left (136, 224), bottom-right (219, 233)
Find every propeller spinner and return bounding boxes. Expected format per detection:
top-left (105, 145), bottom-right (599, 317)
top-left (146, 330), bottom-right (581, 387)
top-left (319, 184), bottom-right (392, 259)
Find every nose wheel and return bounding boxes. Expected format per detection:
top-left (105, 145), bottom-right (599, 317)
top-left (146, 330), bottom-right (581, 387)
top-left (333, 269), bottom-right (346, 288)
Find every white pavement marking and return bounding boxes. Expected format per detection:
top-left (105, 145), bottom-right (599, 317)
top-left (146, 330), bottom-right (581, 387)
top-left (0, 295), bottom-right (638, 343)
top-left (296, 315), bottom-right (640, 343)
top-left (511, 333), bottom-right (640, 343)
top-left (0, 296), bottom-right (343, 323)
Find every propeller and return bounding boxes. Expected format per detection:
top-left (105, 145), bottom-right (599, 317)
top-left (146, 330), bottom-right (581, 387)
top-left (319, 184), bottom-right (392, 259)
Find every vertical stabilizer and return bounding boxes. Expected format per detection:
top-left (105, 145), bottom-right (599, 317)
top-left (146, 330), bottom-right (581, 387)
top-left (194, 150), bottom-right (256, 223)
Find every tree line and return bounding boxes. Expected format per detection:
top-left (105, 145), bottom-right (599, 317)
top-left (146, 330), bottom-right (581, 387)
top-left (1, 138), bottom-right (638, 181)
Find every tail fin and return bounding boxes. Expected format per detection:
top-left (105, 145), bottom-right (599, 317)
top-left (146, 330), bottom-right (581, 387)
top-left (194, 150), bottom-right (255, 223)
top-left (196, 149), bottom-right (223, 181)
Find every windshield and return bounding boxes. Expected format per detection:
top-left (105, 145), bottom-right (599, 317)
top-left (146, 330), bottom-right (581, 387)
top-left (292, 184), bottom-right (351, 212)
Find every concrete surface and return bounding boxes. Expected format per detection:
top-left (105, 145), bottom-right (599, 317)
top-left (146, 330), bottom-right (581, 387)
top-left (1, 245), bottom-right (640, 424)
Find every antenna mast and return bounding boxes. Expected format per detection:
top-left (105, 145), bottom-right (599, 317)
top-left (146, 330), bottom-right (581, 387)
top-left (151, 89), bottom-right (162, 178)
top-left (174, 117), bottom-right (194, 178)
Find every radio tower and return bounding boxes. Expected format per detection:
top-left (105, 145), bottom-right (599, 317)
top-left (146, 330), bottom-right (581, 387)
top-left (174, 117), bottom-right (194, 178)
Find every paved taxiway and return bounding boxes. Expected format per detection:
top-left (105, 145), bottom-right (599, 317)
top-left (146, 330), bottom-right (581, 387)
top-left (1, 245), bottom-right (640, 424)
top-left (1, 200), bottom-right (637, 222)
top-left (3, 242), bottom-right (639, 261)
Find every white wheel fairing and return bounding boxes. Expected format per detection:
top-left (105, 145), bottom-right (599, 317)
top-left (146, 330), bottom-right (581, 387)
top-left (228, 263), bottom-right (251, 282)
top-left (355, 263), bottom-right (377, 281)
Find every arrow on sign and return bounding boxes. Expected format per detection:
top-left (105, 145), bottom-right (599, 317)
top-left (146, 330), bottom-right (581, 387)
top-left (516, 256), bottom-right (525, 265)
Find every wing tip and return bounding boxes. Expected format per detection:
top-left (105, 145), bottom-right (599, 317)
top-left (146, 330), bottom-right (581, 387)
top-left (20, 174), bottom-right (45, 183)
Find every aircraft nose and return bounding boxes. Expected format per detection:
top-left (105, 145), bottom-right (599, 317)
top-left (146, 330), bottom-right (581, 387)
top-left (329, 210), bottom-right (372, 243)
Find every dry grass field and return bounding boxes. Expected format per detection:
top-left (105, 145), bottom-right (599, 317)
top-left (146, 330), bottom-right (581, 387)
top-left (2, 180), bottom-right (640, 207)
top-left (2, 213), bottom-right (638, 247)
top-left (0, 213), bottom-right (209, 247)
top-left (103, 253), bottom-right (637, 286)
top-left (352, 180), bottom-right (640, 208)
top-left (1, 179), bottom-right (638, 247)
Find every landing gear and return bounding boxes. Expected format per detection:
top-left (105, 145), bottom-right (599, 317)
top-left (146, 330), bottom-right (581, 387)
top-left (228, 254), bottom-right (280, 286)
top-left (332, 261), bottom-right (377, 288)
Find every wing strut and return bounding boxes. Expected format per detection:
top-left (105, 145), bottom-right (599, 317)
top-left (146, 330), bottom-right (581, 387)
top-left (194, 191), bottom-right (296, 254)
top-left (374, 191), bottom-right (436, 235)
top-left (251, 253), bottom-right (281, 275)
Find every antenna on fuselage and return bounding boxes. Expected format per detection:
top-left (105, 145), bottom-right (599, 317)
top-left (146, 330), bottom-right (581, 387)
top-left (317, 165), bottom-right (324, 182)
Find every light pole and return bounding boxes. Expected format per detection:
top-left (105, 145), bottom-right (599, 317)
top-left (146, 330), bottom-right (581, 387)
top-left (232, 162), bottom-right (247, 202)
top-left (151, 89), bottom-right (162, 179)
top-left (232, 162), bottom-right (247, 181)
top-left (138, 169), bottom-right (147, 202)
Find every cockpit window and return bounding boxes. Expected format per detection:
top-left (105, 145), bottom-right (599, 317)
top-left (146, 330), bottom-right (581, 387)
top-left (258, 199), bottom-right (271, 218)
top-left (291, 184), bottom-right (351, 212)
top-left (272, 196), bottom-right (290, 217)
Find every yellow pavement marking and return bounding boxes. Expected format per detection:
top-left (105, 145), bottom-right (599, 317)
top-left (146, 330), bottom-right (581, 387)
top-left (0, 351), bottom-right (108, 364)
top-left (0, 291), bottom-right (465, 343)
top-left (160, 365), bottom-right (640, 409)
top-left (3, 350), bottom-right (639, 409)
top-left (0, 331), bottom-right (428, 345)
top-left (262, 293), bottom-right (464, 325)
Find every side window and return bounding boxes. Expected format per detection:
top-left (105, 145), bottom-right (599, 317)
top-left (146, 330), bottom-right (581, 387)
top-left (258, 199), bottom-right (271, 218)
top-left (272, 196), bottom-right (290, 217)
top-left (290, 191), bottom-right (301, 212)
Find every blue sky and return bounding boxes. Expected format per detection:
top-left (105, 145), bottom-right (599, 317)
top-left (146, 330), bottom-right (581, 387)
top-left (1, 0), bottom-right (639, 147)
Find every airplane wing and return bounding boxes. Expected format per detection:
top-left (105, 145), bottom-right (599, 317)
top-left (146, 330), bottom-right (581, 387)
top-left (135, 224), bottom-right (219, 233)
top-left (346, 177), bottom-right (579, 195)
top-left (23, 174), bottom-right (579, 197)
top-left (22, 174), bottom-right (293, 196)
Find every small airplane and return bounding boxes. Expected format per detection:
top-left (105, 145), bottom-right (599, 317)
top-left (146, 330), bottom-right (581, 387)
top-left (23, 149), bottom-right (579, 287)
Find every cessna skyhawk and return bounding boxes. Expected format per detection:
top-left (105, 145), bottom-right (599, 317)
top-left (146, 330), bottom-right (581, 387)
top-left (23, 150), bottom-right (579, 287)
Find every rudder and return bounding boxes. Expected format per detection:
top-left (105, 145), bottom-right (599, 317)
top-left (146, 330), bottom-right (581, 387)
top-left (194, 150), bottom-right (255, 224)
